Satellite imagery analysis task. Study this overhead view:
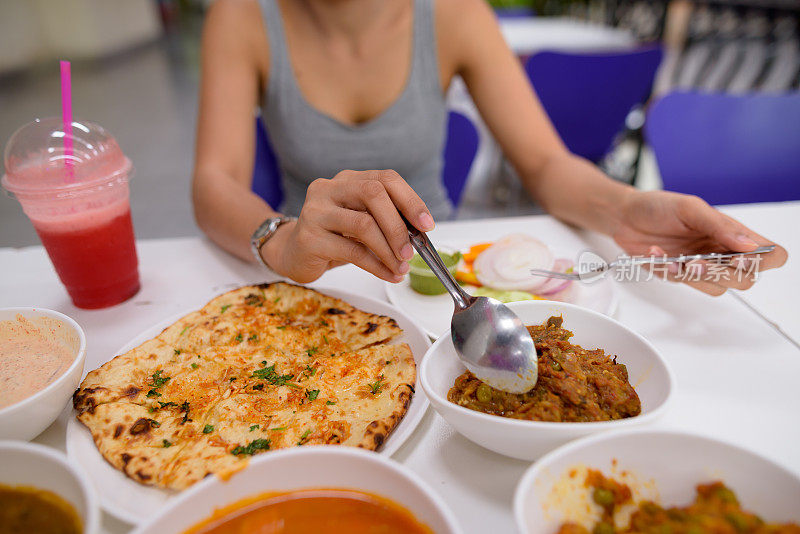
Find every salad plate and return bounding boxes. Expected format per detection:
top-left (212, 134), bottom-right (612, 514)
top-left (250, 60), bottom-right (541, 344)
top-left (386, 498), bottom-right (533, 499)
top-left (385, 236), bottom-right (618, 338)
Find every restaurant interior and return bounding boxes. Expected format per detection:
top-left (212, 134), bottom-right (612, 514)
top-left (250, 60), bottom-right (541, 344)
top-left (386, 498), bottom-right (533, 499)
top-left (1, 1), bottom-right (799, 534)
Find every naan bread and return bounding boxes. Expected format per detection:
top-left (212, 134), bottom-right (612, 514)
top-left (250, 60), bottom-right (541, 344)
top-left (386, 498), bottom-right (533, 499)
top-left (73, 283), bottom-right (415, 490)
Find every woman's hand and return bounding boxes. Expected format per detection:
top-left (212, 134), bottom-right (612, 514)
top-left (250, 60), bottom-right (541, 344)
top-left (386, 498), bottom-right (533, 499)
top-left (612, 190), bottom-right (788, 295)
top-left (262, 170), bottom-right (435, 284)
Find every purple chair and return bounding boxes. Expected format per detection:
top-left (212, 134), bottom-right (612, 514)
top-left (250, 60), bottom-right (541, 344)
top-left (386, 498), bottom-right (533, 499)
top-left (442, 111), bottom-right (480, 207)
top-left (252, 111), bottom-right (479, 211)
top-left (493, 7), bottom-right (536, 19)
top-left (252, 116), bottom-right (283, 210)
top-left (645, 91), bottom-right (800, 205)
top-left (524, 46), bottom-right (663, 163)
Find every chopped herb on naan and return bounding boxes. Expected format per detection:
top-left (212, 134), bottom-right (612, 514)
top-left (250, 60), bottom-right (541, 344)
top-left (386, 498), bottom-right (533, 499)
top-left (73, 283), bottom-right (414, 490)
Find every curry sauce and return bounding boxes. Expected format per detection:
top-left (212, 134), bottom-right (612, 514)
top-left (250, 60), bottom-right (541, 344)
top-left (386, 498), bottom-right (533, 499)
top-left (0, 314), bottom-right (76, 409)
top-left (184, 488), bottom-right (433, 534)
top-left (558, 470), bottom-right (800, 534)
top-left (448, 316), bottom-right (641, 422)
top-left (0, 484), bottom-right (82, 534)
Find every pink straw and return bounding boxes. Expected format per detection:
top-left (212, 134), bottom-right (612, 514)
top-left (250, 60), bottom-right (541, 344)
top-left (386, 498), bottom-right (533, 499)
top-left (60, 60), bottom-right (75, 182)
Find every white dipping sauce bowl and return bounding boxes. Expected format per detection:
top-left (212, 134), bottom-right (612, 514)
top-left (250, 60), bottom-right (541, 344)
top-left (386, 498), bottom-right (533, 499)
top-left (514, 429), bottom-right (800, 534)
top-left (0, 440), bottom-right (100, 534)
top-left (132, 446), bottom-right (463, 534)
top-left (0, 307), bottom-right (86, 440)
top-left (420, 300), bottom-right (674, 461)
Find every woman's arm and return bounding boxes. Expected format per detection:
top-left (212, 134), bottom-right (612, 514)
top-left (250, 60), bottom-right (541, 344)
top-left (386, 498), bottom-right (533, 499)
top-left (438, 0), bottom-right (630, 236)
top-left (439, 0), bottom-right (786, 294)
top-left (193, 0), bottom-right (432, 283)
top-left (193, 0), bottom-right (275, 262)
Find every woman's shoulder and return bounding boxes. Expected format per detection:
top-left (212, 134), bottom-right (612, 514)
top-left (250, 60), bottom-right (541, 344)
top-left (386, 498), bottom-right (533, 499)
top-left (434, 0), bottom-right (503, 73)
top-left (206, 0), bottom-right (263, 28)
top-left (435, 0), bottom-right (497, 31)
top-left (204, 0), bottom-right (270, 78)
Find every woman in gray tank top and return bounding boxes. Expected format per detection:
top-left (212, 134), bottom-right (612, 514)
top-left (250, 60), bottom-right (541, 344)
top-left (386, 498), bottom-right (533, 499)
top-left (192, 0), bottom-right (785, 294)
top-left (262, 0), bottom-right (450, 221)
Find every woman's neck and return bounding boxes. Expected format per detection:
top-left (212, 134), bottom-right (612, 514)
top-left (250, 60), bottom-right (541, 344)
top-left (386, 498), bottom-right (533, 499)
top-left (291, 0), bottom-right (409, 48)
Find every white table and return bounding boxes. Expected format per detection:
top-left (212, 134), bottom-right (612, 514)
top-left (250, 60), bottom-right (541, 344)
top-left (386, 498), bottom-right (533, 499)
top-left (710, 202), bottom-right (800, 344)
top-left (499, 17), bottom-right (635, 56)
top-left (1, 204), bottom-right (798, 534)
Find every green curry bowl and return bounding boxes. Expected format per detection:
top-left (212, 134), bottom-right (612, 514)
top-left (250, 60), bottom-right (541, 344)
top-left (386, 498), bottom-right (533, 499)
top-left (408, 251), bottom-right (462, 295)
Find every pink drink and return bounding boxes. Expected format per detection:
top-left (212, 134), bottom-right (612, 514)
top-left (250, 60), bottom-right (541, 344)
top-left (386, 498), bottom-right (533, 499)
top-left (31, 196), bottom-right (139, 309)
top-left (3, 118), bottom-right (141, 309)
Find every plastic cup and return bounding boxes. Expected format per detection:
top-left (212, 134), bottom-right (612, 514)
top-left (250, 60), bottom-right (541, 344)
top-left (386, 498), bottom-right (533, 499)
top-left (2, 118), bottom-right (140, 309)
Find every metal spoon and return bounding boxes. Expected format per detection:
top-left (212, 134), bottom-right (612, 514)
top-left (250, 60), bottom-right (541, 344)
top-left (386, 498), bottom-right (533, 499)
top-left (403, 218), bottom-right (538, 393)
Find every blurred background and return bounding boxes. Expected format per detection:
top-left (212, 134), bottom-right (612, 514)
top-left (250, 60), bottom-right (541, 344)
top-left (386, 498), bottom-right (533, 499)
top-left (1, 0), bottom-right (799, 247)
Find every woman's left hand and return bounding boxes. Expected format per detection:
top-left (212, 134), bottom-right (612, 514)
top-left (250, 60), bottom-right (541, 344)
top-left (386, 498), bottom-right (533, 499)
top-left (612, 190), bottom-right (788, 295)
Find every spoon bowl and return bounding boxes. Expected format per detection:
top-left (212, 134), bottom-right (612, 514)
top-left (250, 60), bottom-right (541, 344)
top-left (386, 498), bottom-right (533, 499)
top-left (451, 296), bottom-right (537, 393)
top-left (403, 219), bottom-right (538, 393)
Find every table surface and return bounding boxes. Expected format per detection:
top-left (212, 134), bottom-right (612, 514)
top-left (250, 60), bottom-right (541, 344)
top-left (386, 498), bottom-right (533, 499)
top-left (1, 202), bottom-right (798, 534)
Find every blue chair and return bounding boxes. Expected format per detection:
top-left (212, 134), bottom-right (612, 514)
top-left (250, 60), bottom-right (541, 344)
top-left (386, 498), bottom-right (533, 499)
top-left (493, 7), bottom-right (536, 18)
top-left (645, 91), bottom-right (800, 205)
top-left (252, 111), bottom-right (480, 211)
top-left (252, 116), bottom-right (283, 211)
top-left (442, 111), bottom-right (480, 207)
top-left (524, 46), bottom-right (663, 163)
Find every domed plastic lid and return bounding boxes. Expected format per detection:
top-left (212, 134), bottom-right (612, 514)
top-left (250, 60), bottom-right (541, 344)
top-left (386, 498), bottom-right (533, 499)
top-left (2, 117), bottom-right (132, 197)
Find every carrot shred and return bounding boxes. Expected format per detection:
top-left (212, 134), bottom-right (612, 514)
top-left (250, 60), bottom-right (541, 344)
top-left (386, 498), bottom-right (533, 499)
top-left (455, 270), bottom-right (481, 286)
top-left (462, 243), bottom-right (493, 263)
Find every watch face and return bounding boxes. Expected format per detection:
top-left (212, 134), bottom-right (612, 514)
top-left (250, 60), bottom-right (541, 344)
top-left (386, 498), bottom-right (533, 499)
top-left (253, 217), bottom-right (295, 244)
top-left (253, 219), bottom-right (276, 241)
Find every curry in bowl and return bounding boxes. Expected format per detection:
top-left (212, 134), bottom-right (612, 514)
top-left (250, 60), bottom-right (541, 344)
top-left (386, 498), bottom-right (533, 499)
top-left (448, 316), bottom-right (641, 422)
top-left (0, 313), bottom-right (78, 410)
top-left (558, 470), bottom-right (800, 534)
top-left (0, 483), bottom-right (82, 534)
top-left (184, 488), bottom-right (433, 534)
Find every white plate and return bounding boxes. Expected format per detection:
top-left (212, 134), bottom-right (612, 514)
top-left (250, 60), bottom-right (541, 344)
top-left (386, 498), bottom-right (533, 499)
top-left (132, 446), bottom-right (463, 534)
top-left (514, 429), bottom-right (800, 534)
top-left (67, 287), bottom-right (431, 525)
top-left (385, 240), bottom-right (618, 338)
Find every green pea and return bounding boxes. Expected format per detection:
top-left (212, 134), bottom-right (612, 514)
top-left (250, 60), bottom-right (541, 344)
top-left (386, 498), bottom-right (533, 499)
top-left (725, 513), bottom-right (749, 532)
top-left (592, 487), bottom-right (615, 508)
top-left (592, 522), bottom-right (615, 534)
top-left (476, 384), bottom-right (492, 403)
top-left (715, 486), bottom-right (738, 504)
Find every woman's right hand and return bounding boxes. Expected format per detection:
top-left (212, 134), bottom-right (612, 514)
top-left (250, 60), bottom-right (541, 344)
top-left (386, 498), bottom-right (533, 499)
top-left (261, 170), bottom-right (436, 284)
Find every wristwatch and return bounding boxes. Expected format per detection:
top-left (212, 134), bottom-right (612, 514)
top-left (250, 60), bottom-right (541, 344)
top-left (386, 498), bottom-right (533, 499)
top-left (250, 216), bottom-right (297, 269)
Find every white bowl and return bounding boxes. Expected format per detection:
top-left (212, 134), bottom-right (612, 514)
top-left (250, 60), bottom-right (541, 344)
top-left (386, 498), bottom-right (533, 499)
top-left (0, 440), bottom-right (100, 534)
top-left (419, 300), bottom-right (674, 460)
top-left (514, 429), bottom-right (800, 533)
top-left (132, 446), bottom-right (463, 534)
top-left (0, 307), bottom-right (86, 440)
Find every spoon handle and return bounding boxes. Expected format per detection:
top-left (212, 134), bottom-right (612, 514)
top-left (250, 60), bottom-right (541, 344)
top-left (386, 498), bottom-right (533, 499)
top-left (401, 215), bottom-right (473, 310)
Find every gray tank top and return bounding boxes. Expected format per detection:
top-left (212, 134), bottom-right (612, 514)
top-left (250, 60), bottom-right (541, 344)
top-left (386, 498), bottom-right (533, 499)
top-left (259, 0), bottom-right (452, 220)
